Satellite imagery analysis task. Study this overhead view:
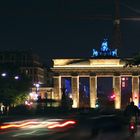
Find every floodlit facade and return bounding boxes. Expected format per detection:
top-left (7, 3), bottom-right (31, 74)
top-left (51, 40), bottom-right (140, 109)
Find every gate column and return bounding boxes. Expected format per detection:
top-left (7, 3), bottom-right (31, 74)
top-left (90, 73), bottom-right (97, 108)
top-left (53, 74), bottom-right (62, 100)
top-left (113, 75), bottom-right (121, 109)
top-left (132, 75), bottom-right (139, 107)
top-left (72, 74), bottom-right (79, 108)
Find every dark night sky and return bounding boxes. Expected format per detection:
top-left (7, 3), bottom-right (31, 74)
top-left (0, 0), bottom-right (140, 65)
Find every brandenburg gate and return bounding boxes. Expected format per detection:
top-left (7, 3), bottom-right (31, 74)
top-left (51, 40), bottom-right (140, 109)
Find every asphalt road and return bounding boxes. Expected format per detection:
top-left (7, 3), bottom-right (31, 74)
top-left (0, 113), bottom-right (140, 140)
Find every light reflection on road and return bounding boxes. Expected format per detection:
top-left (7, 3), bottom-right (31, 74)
top-left (0, 117), bottom-right (140, 140)
top-left (0, 118), bottom-right (76, 138)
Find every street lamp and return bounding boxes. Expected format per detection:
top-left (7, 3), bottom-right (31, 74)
top-left (1, 73), bottom-right (7, 77)
top-left (34, 83), bottom-right (40, 96)
top-left (1, 72), bottom-right (20, 80)
top-left (14, 76), bottom-right (19, 80)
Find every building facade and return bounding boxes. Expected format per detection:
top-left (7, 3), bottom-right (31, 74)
top-left (0, 51), bottom-right (45, 84)
top-left (51, 58), bottom-right (140, 109)
top-left (51, 40), bottom-right (140, 109)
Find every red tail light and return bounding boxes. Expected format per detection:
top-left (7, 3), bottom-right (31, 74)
top-left (130, 125), bottom-right (134, 129)
top-left (130, 123), bottom-right (135, 130)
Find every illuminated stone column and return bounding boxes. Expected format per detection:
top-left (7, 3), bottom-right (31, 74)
top-left (53, 75), bottom-right (62, 100)
top-left (113, 75), bottom-right (121, 109)
top-left (132, 76), bottom-right (139, 106)
top-left (89, 74), bottom-right (97, 108)
top-left (72, 74), bottom-right (79, 108)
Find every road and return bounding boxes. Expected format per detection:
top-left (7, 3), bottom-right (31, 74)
top-left (0, 113), bottom-right (140, 140)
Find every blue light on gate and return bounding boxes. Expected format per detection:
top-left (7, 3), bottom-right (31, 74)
top-left (139, 103), bottom-right (140, 109)
top-left (64, 79), bottom-right (71, 95)
top-left (92, 39), bottom-right (118, 58)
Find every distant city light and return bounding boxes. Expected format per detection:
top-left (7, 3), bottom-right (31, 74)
top-left (14, 76), bottom-right (19, 80)
top-left (25, 100), bottom-right (33, 106)
top-left (1, 73), bottom-right (7, 77)
top-left (34, 83), bottom-right (40, 88)
top-left (29, 92), bottom-right (38, 100)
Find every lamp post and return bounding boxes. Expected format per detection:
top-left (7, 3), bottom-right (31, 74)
top-left (34, 83), bottom-right (40, 96)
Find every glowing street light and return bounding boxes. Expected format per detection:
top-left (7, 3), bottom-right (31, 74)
top-left (1, 73), bottom-right (20, 80)
top-left (14, 76), bottom-right (19, 80)
top-left (35, 83), bottom-right (40, 88)
top-left (1, 73), bottom-right (7, 77)
top-left (34, 83), bottom-right (40, 91)
top-left (34, 83), bottom-right (40, 97)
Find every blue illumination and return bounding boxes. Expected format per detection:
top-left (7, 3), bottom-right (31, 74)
top-left (92, 39), bottom-right (118, 58)
top-left (139, 103), bottom-right (140, 109)
top-left (64, 79), bottom-right (71, 95)
top-left (111, 49), bottom-right (117, 56)
top-left (92, 49), bottom-right (98, 57)
top-left (101, 39), bottom-right (109, 52)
